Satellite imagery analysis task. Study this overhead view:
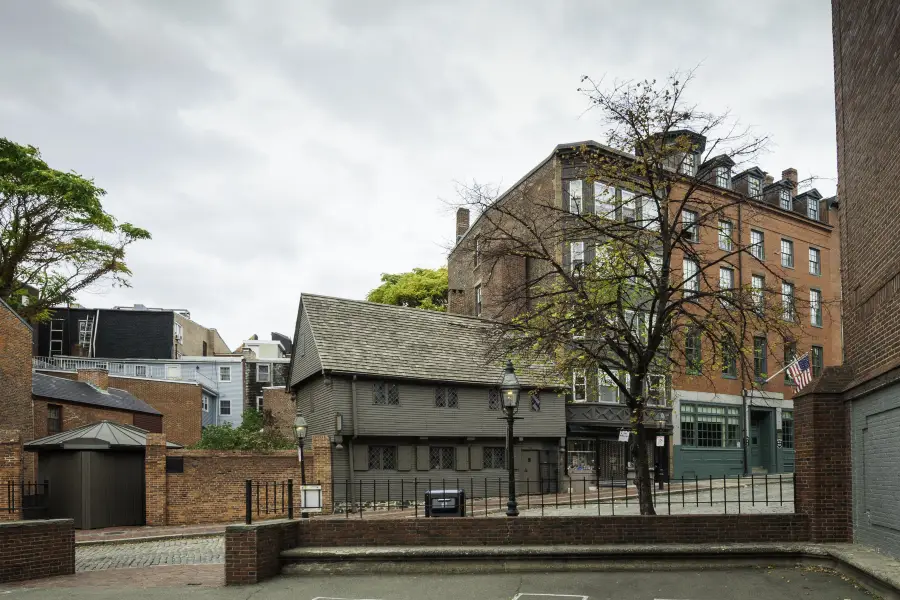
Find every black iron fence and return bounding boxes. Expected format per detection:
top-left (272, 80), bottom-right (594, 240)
top-left (244, 479), bottom-right (294, 524)
top-left (3, 481), bottom-right (50, 519)
top-left (330, 473), bottom-right (795, 518)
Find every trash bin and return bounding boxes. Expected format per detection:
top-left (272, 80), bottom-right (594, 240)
top-left (424, 489), bottom-right (466, 517)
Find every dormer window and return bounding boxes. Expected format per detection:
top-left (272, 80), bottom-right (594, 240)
top-left (747, 177), bottom-right (761, 198)
top-left (779, 188), bottom-right (792, 211)
top-left (679, 152), bottom-right (696, 176)
top-left (715, 166), bottom-right (731, 189)
top-left (807, 198), bottom-right (820, 221)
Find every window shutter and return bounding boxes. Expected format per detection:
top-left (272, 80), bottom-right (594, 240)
top-left (353, 444), bottom-right (368, 471)
top-left (416, 445), bottom-right (429, 471)
top-left (469, 446), bottom-right (483, 471)
top-left (397, 446), bottom-right (412, 471)
top-left (456, 446), bottom-right (469, 471)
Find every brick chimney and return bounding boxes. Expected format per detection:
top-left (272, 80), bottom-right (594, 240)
top-left (455, 208), bottom-right (470, 243)
top-left (764, 173), bottom-right (775, 185)
top-left (782, 168), bottom-right (798, 197)
top-left (77, 368), bottom-right (109, 391)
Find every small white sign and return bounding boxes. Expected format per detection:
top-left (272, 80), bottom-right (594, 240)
top-left (301, 484), bottom-right (323, 513)
top-left (656, 435), bottom-right (665, 447)
top-left (297, 447), bottom-right (303, 462)
top-left (618, 430), bottom-right (630, 443)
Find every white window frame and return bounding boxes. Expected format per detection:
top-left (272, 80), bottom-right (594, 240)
top-left (219, 365), bottom-right (232, 382)
top-left (620, 189), bottom-right (636, 222)
top-left (219, 399), bottom-right (231, 416)
top-left (679, 152), bottom-right (696, 176)
top-left (810, 289), bottom-right (823, 327)
top-left (256, 363), bottom-right (271, 383)
top-left (597, 369), bottom-right (620, 404)
top-left (570, 241), bottom-right (585, 273)
top-left (781, 239), bottom-right (794, 268)
top-left (808, 198), bottom-right (819, 220)
top-left (718, 220), bottom-right (733, 251)
top-left (809, 247), bottom-right (821, 275)
top-left (594, 182), bottom-right (615, 218)
top-left (683, 210), bottom-right (699, 242)
top-left (719, 266), bottom-right (735, 293)
top-left (750, 229), bottom-right (764, 260)
top-left (78, 319), bottom-right (91, 348)
top-left (256, 395), bottom-right (264, 411)
top-left (751, 274), bottom-right (765, 311)
top-left (572, 369), bottom-right (587, 403)
top-left (568, 179), bottom-right (584, 214)
top-left (202, 396), bottom-right (209, 412)
top-left (683, 258), bottom-right (700, 297)
top-left (780, 188), bottom-right (792, 211)
top-left (134, 364), bottom-right (148, 378)
top-left (782, 282), bottom-right (795, 321)
top-left (474, 284), bottom-right (483, 316)
top-left (639, 195), bottom-right (659, 231)
top-left (174, 321), bottom-right (183, 342)
top-left (747, 176), bottom-right (761, 198)
top-left (715, 166), bottom-right (730, 189)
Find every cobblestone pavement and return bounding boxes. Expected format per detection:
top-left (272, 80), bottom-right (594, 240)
top-left (75, 535), bottom-right (224, 572)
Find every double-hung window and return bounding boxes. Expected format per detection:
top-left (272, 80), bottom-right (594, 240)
top-left (810, 289), bottom-right (823, 326)
top-left (683, 210), bottom-right (699, 242)
top-left (597, 370), bottom-right (619, 403)
top-left (751, 274), bottom-right (765, 312)
top-left (784, 342), bottom-right (797, 385)
top-left (811, 346), bottom-right (824, 377)
top-left (722, 342), bottom-right (737, 378)
top-left (715, 166), bottom-right (731, 189)
top-left (685, 329), bottom-right (702, 375)
top-left (621, 189), bottom-right (637, 222)
top-left (256, 363), bottom-right (271, 383)
top-left (570, 241), bottom-right (585, 273)
top-left (219, 366), bottom-right (231, 382)
top-left (753, 337), bottom-right (768, 378)
top-left (719, 267), bottom-right (735, 297)
top-left (750, 230), bottom-right (764, 260)
top-left (718, 220), bottom-right (733, 251)
top-left (780, 188), bottom-right (792, 210)
top-left (594, 182), bottom-right (615, 218)
top-left (780, 239), bottom-right (794, 268)
top-left (639, 195), bottom-right (659, 231)
top-left (683, 258), bottom-right (700, 297)
top-left (572, 369), bottom-right (587, 402)
top-left (808, 198), bottom-right (819, 221)
top-left (782, 282), bottom-right (795, 321)
top-left (47, 404), bottom-right (62, 434)
top-left (747, 176), bottom-right (761, 198)
top-left (679, 152), bottom-right (696, 175)
top-left (568, 180), bottom-right (584, 214)
top-left (809, 247), bottom-right (821, 275)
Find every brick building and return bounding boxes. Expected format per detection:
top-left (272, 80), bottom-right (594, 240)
top-left (831, 0), bottom-right (900, 557)
top-left (0, 299), bottom-right (34, 454)
top-left (448, 135), bottom-right (842, 479)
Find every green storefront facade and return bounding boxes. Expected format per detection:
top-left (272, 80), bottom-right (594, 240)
top-left (672, 391), bottom-right (795, 479)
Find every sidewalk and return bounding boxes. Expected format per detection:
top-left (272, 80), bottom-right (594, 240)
top-left (76, 523), bottom-right (228, 544)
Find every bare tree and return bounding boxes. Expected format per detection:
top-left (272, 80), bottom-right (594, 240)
top-left (458, 72), bottom-right (833, 515)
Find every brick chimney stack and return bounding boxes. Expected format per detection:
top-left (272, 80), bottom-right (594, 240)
top-left (77, 368), bottom-right (109, 390)
top-left (764, 173), bottom-right (775, 185)
top-left (782, 168), bottom-right (799, 197)
top-left (455, 208), bottom-right (470, 243)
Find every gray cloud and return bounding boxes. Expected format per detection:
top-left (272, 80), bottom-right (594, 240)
top-left (0, 0), bottom-right (836, 348)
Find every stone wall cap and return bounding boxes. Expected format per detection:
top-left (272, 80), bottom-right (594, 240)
top-left (0, 518), bottom-right (73, 528)
top-left (226, 519), bottom-right (296, 532)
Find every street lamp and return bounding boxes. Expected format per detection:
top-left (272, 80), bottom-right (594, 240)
top-left (499, 360), bottom-right (522, 517)
top-left (294, 416), bottom-right (309, 518)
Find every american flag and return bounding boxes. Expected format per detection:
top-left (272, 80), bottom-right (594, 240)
top-left (787, 354), bottom-right (812, 389)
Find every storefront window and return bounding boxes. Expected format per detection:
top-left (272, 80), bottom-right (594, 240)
top-left (567, 439), bottom-right (595, 472)
top-left (682, 403), bottom-right (741, 448)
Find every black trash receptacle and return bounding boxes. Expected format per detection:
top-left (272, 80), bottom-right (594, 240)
top-left (424, 489), bottom-right (466, 517)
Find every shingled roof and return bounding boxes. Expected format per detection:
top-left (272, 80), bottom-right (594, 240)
top-left (299, 294), bottom-right (550, 387)
top-left (32, 372), bottom-right (161, 415)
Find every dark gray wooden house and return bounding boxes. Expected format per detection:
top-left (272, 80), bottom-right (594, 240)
top-left (287, 294), bottom-right (567, 508)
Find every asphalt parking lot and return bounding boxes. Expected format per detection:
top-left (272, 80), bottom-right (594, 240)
top-left (2, 567), bottom-right (877, 599)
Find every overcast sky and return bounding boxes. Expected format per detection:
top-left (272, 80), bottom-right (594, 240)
top-left (0, 0), bottom-right (836, 350)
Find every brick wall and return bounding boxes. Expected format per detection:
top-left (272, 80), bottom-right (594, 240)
top-left (833, 0), bottom-right (900, 383)
top-left (145, 433), bottom-right (167, 526)
top-left (0, 305), bottom-right (34, 480)
top-left (0, 519), bottom-right (74, 583)
top-left (0, 431), bottom-right (23, 521)
top-left (32, 397), bottom-right (136, 438)
top-left (311, 436), bottom-right (333, 515)
top-left (262, 387), bottom-right (295, 441)
top-left (225, 519), bottom-right (296, 585)
top-left (793, 367), bottom-right (853, 543)
top-left (108, 377), bottom-right (201, 446)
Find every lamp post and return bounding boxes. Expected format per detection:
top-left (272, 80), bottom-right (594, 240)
top-left (500, 360), bottom-right (522, 517)
top-left (294, 416), bottom-right (308, 518)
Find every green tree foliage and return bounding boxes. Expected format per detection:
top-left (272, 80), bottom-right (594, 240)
top-left (0, 138), bottom-right (151, 321)
top-left (367, 266), bottom-right (448, 311)
top-left (191, 409), bottom-right (296, 451)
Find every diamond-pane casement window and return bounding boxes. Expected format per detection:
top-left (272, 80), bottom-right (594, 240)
top-left (374, 382), bottom-right (400, 405)
top-left (483, 447), bottom-right (506, 469)
top-left (447, 387), bottom-right (458, 408)
top-left (435, 387), bottom-right (458, 408)
top-left (429, 447), bottom-right (455, 470)
top-left (488, 388), bottom-right (500, 410)
top-left (368, 446), bottom-right (397, 470)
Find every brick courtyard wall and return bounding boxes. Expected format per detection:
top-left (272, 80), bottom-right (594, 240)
top-left (145, 433), bottom-right (167, 526)
top-left (311, 435), bottom-right (333, 515)
top-left (296, 514), bottom-right (809, 547)
top-left (793, 367), bottom-right (854, 543)
top-left (0, 305), bottom-right (34, 480)
top-left (0, 519), bottom-right (75, 583)
top-left (0, 432), bottom-right (23, 522)
top-left (107, 377), bottom-right (202, 446)
top-left (225, 519), bottom-right (296, 585)
top-left (161, 449), bottom-right (314, 526)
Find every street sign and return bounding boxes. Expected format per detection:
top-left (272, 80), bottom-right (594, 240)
top-left (618, 430), bottom-right (630, 443)
top-left (656, 436), bottom-right (665, 447)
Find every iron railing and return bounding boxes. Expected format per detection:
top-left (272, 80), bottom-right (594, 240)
top-left (33, 356), bottom-right (219, 390)
top-left (244, 479), bottom-right (295, 524)
top-left (330, 473), bottom-right (795, 518)
top-left (3, 481), bottom-right (50, 519)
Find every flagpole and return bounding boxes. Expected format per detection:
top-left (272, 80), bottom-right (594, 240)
top-left (764, 353), bottom-right (809, 384)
